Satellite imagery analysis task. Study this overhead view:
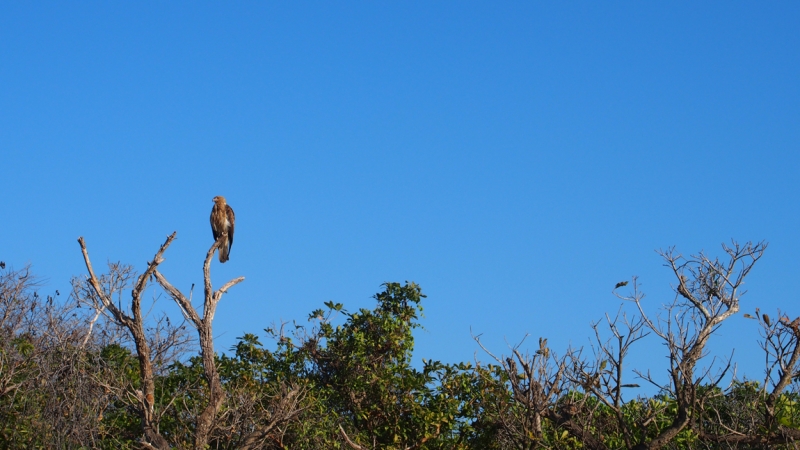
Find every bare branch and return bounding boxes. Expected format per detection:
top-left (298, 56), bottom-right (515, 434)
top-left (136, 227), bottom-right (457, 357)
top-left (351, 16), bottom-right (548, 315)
top-left (75, 236), bottom-right (176, 450)
top-left (153, 270), bottom-right (200, 326)
top-left (339, 424), bottom-right (366, 450)
top-left (153, 235), bottom-right (245, 449)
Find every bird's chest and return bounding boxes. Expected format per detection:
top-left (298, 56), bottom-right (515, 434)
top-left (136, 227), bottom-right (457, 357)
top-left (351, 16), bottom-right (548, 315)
top-left (213, 208), bottom-right (230, 230)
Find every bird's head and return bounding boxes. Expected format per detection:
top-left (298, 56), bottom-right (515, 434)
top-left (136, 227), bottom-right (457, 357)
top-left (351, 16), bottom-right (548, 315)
top-left (212, 195), bottom-right (226, 205)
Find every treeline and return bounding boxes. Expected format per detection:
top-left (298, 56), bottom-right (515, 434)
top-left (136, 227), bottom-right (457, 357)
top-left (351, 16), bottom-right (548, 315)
top-left (1, 237), bottom-right (800, 449)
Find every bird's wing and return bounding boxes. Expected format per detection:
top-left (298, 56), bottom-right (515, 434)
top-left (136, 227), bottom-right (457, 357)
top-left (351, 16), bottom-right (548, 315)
top-left (210, 206), bottom-right (219, 241)
top-left (226, 204), bottom-right (235, 249)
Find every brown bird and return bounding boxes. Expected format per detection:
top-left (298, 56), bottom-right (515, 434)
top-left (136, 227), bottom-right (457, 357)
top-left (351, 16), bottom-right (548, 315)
top-left (210, 196), bottom-right (236, 263)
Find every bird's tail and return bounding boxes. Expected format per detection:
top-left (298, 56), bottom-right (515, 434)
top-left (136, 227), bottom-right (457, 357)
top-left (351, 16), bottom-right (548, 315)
top-left (218, 240), bottom-right (229, 263)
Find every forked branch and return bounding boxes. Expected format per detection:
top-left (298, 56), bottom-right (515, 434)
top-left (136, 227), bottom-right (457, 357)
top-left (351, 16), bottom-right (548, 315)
top-left (153, 234), bottom-right (244, 449)
top-left (76, 234), bottom-right (176, 450)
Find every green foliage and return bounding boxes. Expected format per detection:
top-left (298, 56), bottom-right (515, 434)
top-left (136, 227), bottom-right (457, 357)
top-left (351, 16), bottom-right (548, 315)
top-left (266, 282), bottom-right (497, 448)
top-left (776, 393), bottom-right (800, 429)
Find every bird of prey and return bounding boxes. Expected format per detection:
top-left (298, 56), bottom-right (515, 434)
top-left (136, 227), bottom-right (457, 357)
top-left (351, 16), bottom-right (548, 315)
top-left (210, 196), bottom-right (235, 263)
top-left (614, 281), bottom-right (628, 289)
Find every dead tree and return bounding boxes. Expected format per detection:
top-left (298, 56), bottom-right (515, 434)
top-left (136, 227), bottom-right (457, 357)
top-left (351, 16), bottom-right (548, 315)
top-left (764, 313), bottom-right (800, 435)
top-left (474, 333), bottom-right (610, 449)
top-left (77, 232), bottom-right (244, 449)
top-left (76, 231), bottom-right (317, 448)
top-left (696, 309), bottom-right (800, 446)
top-left (152, 235), bottom-right (244, 449)
top-left (568, 302), bottom-right (650, 450)
top-left (77, 234), bottom-right (178, 450)
top-left (616, 241), bottom-right (767, 449)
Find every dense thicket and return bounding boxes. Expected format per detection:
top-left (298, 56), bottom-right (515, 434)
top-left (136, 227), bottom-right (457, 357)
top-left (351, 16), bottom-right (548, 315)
top-left (2, 239), bottom-right (800, 449)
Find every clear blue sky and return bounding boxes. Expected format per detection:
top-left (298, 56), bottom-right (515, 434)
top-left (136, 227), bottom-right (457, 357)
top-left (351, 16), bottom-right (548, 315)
top-left (2, 3), bottom-right (799, 391)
